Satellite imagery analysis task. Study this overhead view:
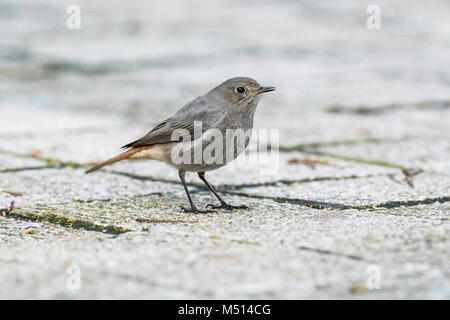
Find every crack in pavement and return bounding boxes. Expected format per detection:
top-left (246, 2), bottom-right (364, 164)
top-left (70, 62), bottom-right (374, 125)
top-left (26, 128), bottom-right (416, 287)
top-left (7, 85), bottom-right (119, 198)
top-left (212, 191), bottom-right (354, 210)
top-left (0, 165), bottom-right (59, 173)
top-left (1, 209), bottom-right (131, 235)
top-left (213, 191), bottom-right (450, 211)
top-left (277, 138), bottom-right (386, 152)
top-left (326, 100), bottom-right (450, 115)
top-left (0, 149), bottom-right (93, 170)
top-left (275, 137), bottom-right (413, 153)
top-left (364, 197), bottom-right (450, 209)
top-left (297, 245), bottom-right (365, 261)
top-left (216, 174), bottom-right (386, 190)
top-left (308, 151), bottom-right (404, 169)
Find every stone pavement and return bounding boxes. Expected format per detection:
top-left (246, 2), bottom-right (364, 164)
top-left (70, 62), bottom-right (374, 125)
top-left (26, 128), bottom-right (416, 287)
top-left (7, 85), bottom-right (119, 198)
top-left (0, 0), bottom-right (449, 299)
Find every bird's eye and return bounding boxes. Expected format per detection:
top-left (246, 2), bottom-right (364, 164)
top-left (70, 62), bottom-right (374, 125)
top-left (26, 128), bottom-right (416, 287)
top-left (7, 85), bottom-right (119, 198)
top-left (235, 86), bottom-right (245, 94)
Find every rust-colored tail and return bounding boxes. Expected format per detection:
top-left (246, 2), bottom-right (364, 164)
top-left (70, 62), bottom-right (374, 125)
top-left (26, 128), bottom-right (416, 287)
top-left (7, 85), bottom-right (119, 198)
top-left (85, 147), bottom-right (147, 174)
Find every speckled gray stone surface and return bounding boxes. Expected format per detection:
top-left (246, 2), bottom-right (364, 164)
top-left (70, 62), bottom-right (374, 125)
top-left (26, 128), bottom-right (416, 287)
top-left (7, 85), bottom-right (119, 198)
top-left (0, 0), bottom-right (449, 299)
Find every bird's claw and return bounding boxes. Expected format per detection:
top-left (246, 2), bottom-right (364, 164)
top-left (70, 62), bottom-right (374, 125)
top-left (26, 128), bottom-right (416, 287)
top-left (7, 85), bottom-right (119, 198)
top-left (180, 207), bottom-right (217, 214)
top-left (206, 203), bottom-right (249, 211)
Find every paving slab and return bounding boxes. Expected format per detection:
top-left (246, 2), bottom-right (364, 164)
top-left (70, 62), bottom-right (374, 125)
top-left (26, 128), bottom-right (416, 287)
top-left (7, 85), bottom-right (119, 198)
top-left (0, 168), bottom-right (176, 211)
top-left (1, 202), bottom-right (448, 299)
top-left (265, 108), bottom-right (450, 147)
top-left (235, 174), bottom-right (449, 208)
top-left (318, 139), bottom-right (450, 174)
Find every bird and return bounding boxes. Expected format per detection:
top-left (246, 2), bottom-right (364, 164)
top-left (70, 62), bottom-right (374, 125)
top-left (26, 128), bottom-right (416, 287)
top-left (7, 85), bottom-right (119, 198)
top-left (86, 77), bottom-right (275, 213)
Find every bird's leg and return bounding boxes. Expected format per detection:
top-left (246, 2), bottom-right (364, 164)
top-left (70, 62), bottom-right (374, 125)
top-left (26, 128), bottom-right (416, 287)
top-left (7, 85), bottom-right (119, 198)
top-left (179, 170), bottom-right (216, 214)
top-left (198, 172), bottom-right (249, 211)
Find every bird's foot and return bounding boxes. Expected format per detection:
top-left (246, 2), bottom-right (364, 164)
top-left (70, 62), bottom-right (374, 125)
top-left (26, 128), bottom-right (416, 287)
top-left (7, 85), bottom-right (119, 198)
top-left (206, 202), bottom-right (249, 211)
top-left (180, 207), bottom-right (217, 214)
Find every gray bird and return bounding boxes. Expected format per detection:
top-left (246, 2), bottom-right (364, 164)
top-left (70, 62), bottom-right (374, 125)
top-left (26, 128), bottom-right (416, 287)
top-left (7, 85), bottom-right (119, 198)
top-left (86, 77), bottom-right (275, 213)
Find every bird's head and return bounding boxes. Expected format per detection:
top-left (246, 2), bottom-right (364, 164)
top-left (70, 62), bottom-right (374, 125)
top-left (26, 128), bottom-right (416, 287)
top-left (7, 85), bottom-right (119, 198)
top-left (209, 77), bottom-right (275, 107)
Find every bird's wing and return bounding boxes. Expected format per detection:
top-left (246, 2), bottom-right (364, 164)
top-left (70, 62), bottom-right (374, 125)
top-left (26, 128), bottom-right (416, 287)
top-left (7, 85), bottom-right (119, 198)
top-left (122, 96), bottom-right (223, 149)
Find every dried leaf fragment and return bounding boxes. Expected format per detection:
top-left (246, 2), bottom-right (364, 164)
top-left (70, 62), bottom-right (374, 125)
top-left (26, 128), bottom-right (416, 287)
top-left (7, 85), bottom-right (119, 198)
top-left (387, 168), bottom-right (423, 188)
top-left (2, 201), bottom-right (15, 216)
top-left (287, 157), bottom-right (334, 169)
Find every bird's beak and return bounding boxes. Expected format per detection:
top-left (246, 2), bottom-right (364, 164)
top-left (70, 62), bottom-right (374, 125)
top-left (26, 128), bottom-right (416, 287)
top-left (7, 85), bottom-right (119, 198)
top-left (251, 86), bottom-right (276, 95)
